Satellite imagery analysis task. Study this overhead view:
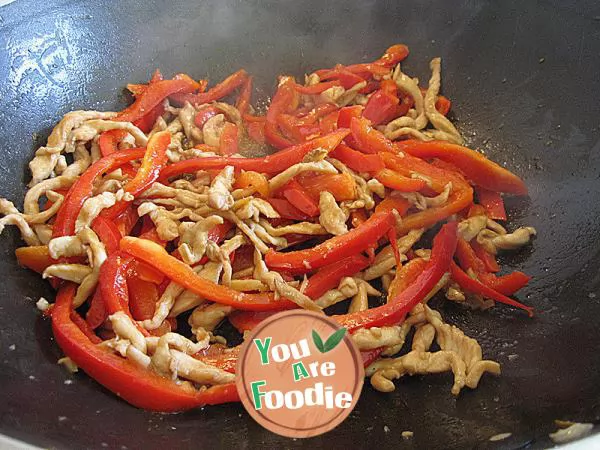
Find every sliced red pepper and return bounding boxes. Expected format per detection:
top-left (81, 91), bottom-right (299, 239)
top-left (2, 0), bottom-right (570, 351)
top-left (396, 140), bottom-right (528, 195)
top-left (219, 122), bottom-right (239, 156)
top-left (363, 90), bottom-right (400, 125)
top-left (375, 168), bottom-right (427, 192)
top-left (116, 75), bottom-right (198, 124)
top-left (52, 284), bottom-right (239, 411)
top-left (121, 237), bottom-right (296, 311)
top-left (303, 255), bottom-right (370, 299)
top-left (131, 259), bottom-right (165, 285)
top-left (476, 187), bottom-right (507, 220)
top-left (264, 121), bottom-right (295, 149)
top-left (319, 110), bottom-right (340, 134)
top-left (318, 66), bottom-right (365, 89)
top-left (91, 216), bottom-right (122, 254)
top-left (471, 240), bottom-right (500, 273)
top-left (280, 179), bottom-right (320, 217)
top-left (86, 288), bottom-right (106, 329)
top-left (228, 311), bottom-right (277, 333)
top-left (170, 69), bottom-right (248, 107)
top-left (455, 238), bottom-right (488, 274)
top-left (333, 221), bottom-right (458, 332)
top-left (98, 130), bottom-right (128, 157)
top-left (387, 257), bottom-right (429, 300)
top-left (114, 206), bottom-right (139, 237)
top-left (265, 211), bottom-right (394, 272)
top-left (246, 120), bottom-right (266, 145)
top-left (235, 75), bottom-right (253, 116)
top-left (361, 348), bottom-right (383, 367)
top-left (375, 44), bottom-right (410, 67)
top-left (267, 76), bottom-right (300, 123)
top-left (436, 95), bottom-right (451, 116)
top-left (159, 129), bottom-right (349, 179)
top-left (100, 131), bottom-right (171, 219)
top-left (266, 198), bottom-right (313, 221)
top-left (53, 148), bottom-right (146, 238)
top-left (478, 271), bottom-right (531, 296)
top-left (350, 116), bottom-right (396, 154)
top-left (337, 105), bottom-right (363, 148)
top-left (127, 276), bottom-right (159, 321)
top-left (450, 262), bottom-right (533, 316)
top-left (194, 106), bottom-right (221, 129)
top-left (296, 172), bottom-right (357, 202)
top-left (15, 245), bottom-right (56, 274)
top-left (70, 310), bottom-right (102, 344)
top-left (292, 80), bottom-right (341, 95)
top-left (329, 143), bottom-right (384, 173)
top-left (374, 197), bottom-right (411, 216)
top-left (233, 171), bottom-right (270, 198)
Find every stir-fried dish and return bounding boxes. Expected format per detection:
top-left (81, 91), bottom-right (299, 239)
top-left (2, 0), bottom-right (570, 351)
top-left (0, 44), bottom-right (536, 411)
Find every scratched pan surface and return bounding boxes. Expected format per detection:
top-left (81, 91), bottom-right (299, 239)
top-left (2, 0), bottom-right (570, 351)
top-left (0, 0), bottom-right (599, 448)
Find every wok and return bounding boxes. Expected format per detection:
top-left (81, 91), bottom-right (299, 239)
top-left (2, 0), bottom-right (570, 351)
top-left (0, 0), bottom-right (599, 448)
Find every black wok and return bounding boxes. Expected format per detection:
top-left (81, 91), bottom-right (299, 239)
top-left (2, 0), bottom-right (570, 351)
top-left (0, 0), bottom-right (599, 448)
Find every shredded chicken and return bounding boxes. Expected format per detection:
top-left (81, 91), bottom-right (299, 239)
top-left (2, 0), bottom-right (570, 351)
top-left (477, 226), bottom-right (536, 254)
top-left (319, 191), bottom-right (348, 235)
top-left (202, 114), bottom-right (226, 147)
top-left (208, 166), bottom-right (235, 211)
top-left (76, 190), bottom-right (133, 232)
top-left (268, 160), bottom-right (337, 192)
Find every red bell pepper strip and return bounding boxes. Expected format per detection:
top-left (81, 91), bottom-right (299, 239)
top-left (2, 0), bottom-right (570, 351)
top-left (116, 75), bottom-right (199, 124)
top-left (375, 44), bottom-right (410, 67)
top-left (121, 237), bottom-right (296, 311)
top-left (98, 130), bottom-right (128, 157)
top-left (229, 311), bottom-right (277, 333)
top-left (387, 257), bottom-right (429, 300)
top-left (329, 143), bottom-right (384, 173)
top-left (15, 246), bottom-right (57, 274)
top-left (396, 140), bottom-right (528, 195)
top-left (318, 66), bottom-right (365, 89)
top-left (131, 259), bottom-right (165, 285)
top-left (86, 288), bottom-right (106, 329)
top-left (159, 129), bottom-right (349, 180)
top-left (361, 348), bottom-right (383, 367)
top-left (471, 240), bottom-right (500, 273)
top-left (194, 106), bottom-right (221, 129)
top-left (304, 255), bottom-right (371, 299)
top-left (235, 75), bottom-right (253, 115)
top-left (477, 271), bottom-right (531, 296)
top-left (450, 262), bottom-right (533, 316)
top-left (233, 171), bottom-right (270, 198)
top-left (363, 90), bottom-right (400, 125)
top-left (70, 309), bottom-right (102, 344)
top-left (374, 197), bottom-right (411, 216)
top-left (374, 168), bottom-right (427, 192)
top-left (296, 172), bottom-right (357, 202)
top-left (114, 206), bottom-right (139, 237)
top-left (91, 216), bottom-right (122, 254)
top-left (264, 121), bottom-right (295, 149)
top-left (279, 179), bottom-right (320, 217)
top-left (219, 122), bottom-right (239, 156)
top-left (53, 148), bottom-right (146, 238)
top-left (436, 95), bottom-right (451, 116)
top-left (127, 276), bottom-right (159, 321)
top-left (292, 80), bottom-right (341, 95)
top-left (52, 284), bottom-right (239, 411)
top-left (319, 110), bottom-right (340, 134)
top-left (476, 187), bottom-right (507, 220)
top-left (265, 211), bottom-right (394, 272)
top-left (337, 105), bottom-right (363, 147)
top-left (397, 184), bottom-right (473, 234)
top-left (101, 131), bottom-right (171, 219)
top-left (350, 116), bottom-right (396, 154)
top-left (99, 253), bottom-right (135, 316)
top-left (170, 69), bottom-right (248, 107)
top-left (266, 198), bottom-right (313, 221)
top-left (333, 221), bottom-right (458, 332)
top-left (246, 121), bottom-right (266, 145)
top-left (455, 238), bottom-right (488, 274)
top-left (267, 76), bottom-right (300, 123)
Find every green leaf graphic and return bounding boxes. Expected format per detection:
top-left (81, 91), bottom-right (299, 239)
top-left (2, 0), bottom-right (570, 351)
top-left (322, 327), bottom-right (347, 353)
top-left (312, 329), bottom-right (325, 353)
